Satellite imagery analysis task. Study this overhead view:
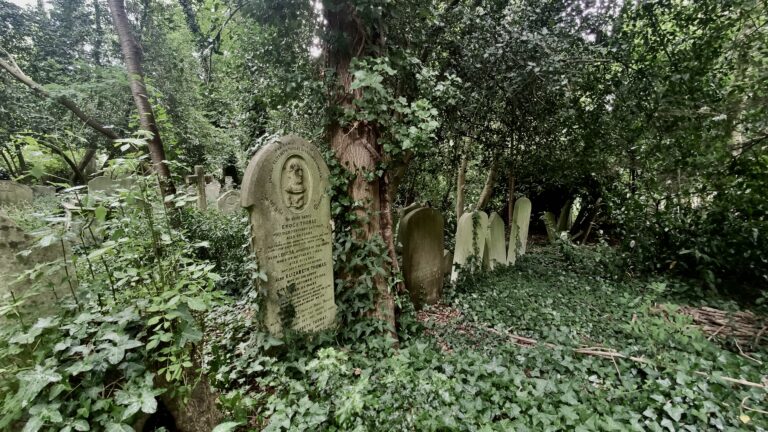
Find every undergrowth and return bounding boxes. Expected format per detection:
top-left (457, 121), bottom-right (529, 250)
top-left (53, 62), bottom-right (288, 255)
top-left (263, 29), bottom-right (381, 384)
top-left (210, 244), bottom-right (768, 431)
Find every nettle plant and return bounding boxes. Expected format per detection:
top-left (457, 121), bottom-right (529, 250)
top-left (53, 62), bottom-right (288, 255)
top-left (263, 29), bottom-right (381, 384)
top-left (0, 166), bottom-right (221, 430)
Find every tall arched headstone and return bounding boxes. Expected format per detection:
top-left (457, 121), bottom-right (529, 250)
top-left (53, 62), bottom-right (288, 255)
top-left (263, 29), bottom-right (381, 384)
top-left (486, 212), bottom-right (506, 269)
top-left (451, 211), bottom-right (489, 282)
top-left (401, 207), bottom-right (444, 309)
top-left (507, 197), bottom-right (532, 263)
top-left (395, 202), bottom-right (422, 252)
top-left (0, 181), bottom-right (33, 206)
top-left (241, 135), bottom-right (336, 335)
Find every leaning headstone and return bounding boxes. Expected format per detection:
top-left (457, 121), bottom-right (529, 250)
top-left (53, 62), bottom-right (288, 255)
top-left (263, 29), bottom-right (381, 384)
top-left (486, 212), bottom-right (506, 269)
top-left (0, 181), bottom-right (33, 206)
top-left (442, 249), bottom-right (453, 275)
top-left (400, 207), bottom-right (444, 309)
top-left (217, 190), bottom-right (241, 215)
top-left (241, 135), bottom-right (336, 335)
top-left (507, 197), bottom-right (532, 264)
top-left (451, 210), bottom-right (489, 282)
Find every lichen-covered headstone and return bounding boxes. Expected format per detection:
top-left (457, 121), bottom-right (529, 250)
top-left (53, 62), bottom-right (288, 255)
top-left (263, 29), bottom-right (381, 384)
top-left (217, 190), bottom-right (241, 214)
top-left (507, 197), bottom-right (532, 264)
top-left (486, 212), bottom-right (506, 269)
top-left (451, 210), bottom-right (489, 282)
top-left (400, 207), bottom-right (444, 309)
top-left (241, 135), bottom-right (336, 335)
top-left (0, 181), bottom-right (33, 206)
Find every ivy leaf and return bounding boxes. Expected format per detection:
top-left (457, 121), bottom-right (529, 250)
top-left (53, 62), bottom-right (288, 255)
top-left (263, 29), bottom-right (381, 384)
top-left (94, 206), bottom-right (107, 222)
top-left (212, 421), bottom-right (243, 432)
top-left (663, 404), bottom-right (684, 422)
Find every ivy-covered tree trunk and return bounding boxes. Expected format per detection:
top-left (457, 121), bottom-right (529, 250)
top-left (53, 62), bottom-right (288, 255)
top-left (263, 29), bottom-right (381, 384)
top-left (107, 0), bottom-right (176, 198)
top-left (325, 1), bottom-right (396, 334)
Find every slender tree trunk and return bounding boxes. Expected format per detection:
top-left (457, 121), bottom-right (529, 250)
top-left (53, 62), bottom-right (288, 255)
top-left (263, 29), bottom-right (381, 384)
top-left (456, 148), bottom-right (468, 222)
top-left (507, 171), bottom-right (515, 230)
top-left (475, 158), bottom-right (498, 211)
top-left (107, 0), bottom-right (176, 197)
top-left (92, 0), bottom-right (103, 66)
top-left (325, 1), bottom-right (396, 334)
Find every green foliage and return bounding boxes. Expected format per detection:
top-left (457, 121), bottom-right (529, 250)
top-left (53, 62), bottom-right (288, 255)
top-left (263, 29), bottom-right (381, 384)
top-left (0, 175), bottom-right (221, 430)
top-left (210, 246), bottom-right (767, 431)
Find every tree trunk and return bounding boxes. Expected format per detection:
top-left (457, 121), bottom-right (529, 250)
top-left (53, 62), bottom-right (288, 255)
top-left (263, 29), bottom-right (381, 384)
top-left (325, 1), bottom-right (396, 334)
top-left (455, 149), bottom-right (468, 222)
top-left (475, 158), bottom-right (498, 211)
top-left (507, 172), bottom-right (515, 232)
top-left (107, 0), bottom-right (176, 198)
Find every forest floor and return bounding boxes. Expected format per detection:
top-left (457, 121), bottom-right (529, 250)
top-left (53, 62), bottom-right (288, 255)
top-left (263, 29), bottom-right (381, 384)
top-left (249, 245), bottom-right (768, 431)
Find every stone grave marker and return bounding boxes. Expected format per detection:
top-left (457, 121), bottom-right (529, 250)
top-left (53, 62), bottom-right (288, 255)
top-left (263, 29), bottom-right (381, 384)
top-left (395, 202), bottom-right (422, 252)
top-left (205, 179), bottom-right (222, 204)
top-left (241, 135), bottom-right (336, 335)
top-left (543, 211), bottom-right (558, 243)
top-left (486, 212), bottom-right (506, 269)
top-left (0, 181), bottom-right (33, 206)
top-left (222, 176), bottom-right (235, 192)
top-left (87, 176), bottom-right (132, 198)
top-left (0, 213), bottom-right (73, 313)
top-left (217, 190), bottom-right (242, 214)
top-left (442, 249), bottom-right (453, 275)
top-left (186, 165), bottom-right (213, 210)
top-left (400, 207), bottom-right (444, 309)
top-left (451, 210), bottom-right (489, 282)
top-left (507, 197), bottom-right (532, 264)
top-left (32, 185), bottom-right (56, 198)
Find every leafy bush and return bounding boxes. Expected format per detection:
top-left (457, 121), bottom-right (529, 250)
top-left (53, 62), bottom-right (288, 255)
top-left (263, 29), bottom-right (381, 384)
top-left (0, 176), bottom-right (220, 430)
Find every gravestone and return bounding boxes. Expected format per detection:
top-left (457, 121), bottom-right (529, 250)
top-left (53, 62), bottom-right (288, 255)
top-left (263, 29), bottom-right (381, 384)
top-left (241, 135), bottom-right (336, 335)
top-left (32, 185), bottom-right (56, 198)
top-left (400, 207), bottom-right (444, 309)
top-left (0, 213), bottom-right (73, 313)
top-left (486, 212), bottom-right (506, 269)
top-left (451, 210), bottom-right (489, 282)
top-left (217, 190), bottom-right (241, 214)
top-left (443, 249), bottom-right (453, 275)
top-left (395, 202), bottom-right (422, 251)
top-left (507, 197), bottom-right (532, 264)
top-left (205, 180), bottom-right (222, 204)
top-left (186, 166), bottom-right (212, 211)
top-left (0, 181), bottom-right (33, 206)
top-left (543, 211), bottom-right (558, 243)
top-left (87, 176), bottom-right (132, 198)
top-left (222, 176), bottom-right (235, 192)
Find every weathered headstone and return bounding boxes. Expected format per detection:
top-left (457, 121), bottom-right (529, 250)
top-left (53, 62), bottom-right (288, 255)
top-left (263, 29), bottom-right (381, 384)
top-left (32, 185), bottom-right (56, 198)
top-left (241, 135), bottom-right (336, 335)
top-left (543, 211), bottom-right (558, 243)
top-left (222, 176), bottom-right (235, 192)
top-left (395, 202), bottom-right (422, 251)
top-left (0, 213), bottom-right (73, 313)
top-left (186, 165), bottom-right (212, 211)
top-left (87, 176), bottom-right (132, 198)
top-left (217, 190), bottom-right (241, 214)
top-left (400, 207), bottom-right (444, 309)
top-left (442, 249), bottom-right (453, 275)
top-left (451, 210), bottom-right (489, 282)
top-left (507, 197), bottom-right (532, 264)
top-left (486, 212), bottom-right (506, 269)
top-left (205, 180), bottom-right (222, 204)
top-left (0, 181), bottom-right (33, 206)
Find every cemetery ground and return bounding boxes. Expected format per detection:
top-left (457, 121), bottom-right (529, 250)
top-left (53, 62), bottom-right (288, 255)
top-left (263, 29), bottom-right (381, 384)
top-left (1, 191), bottom-right (767, 431)
top-left (228, 245), bottom-right (767, 431)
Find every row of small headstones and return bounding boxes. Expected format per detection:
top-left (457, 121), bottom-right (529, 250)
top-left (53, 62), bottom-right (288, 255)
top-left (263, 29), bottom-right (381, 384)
top-left (395, 197), bottom-right (533, 310)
